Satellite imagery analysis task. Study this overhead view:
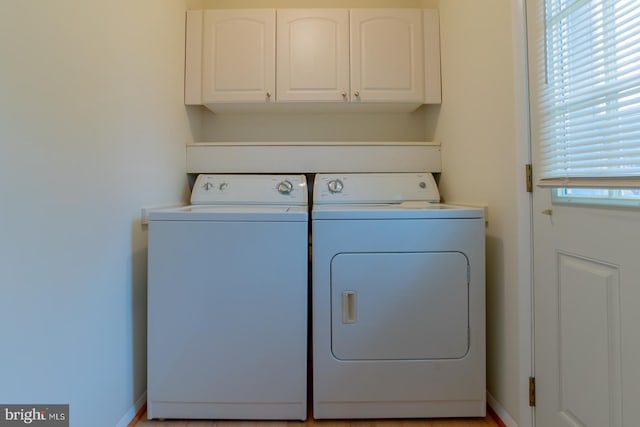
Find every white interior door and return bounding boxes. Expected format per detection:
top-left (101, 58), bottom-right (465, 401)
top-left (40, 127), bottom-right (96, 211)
top-left (531, 188), bottom-right (640, 427)
top-left (527, 1), bottom-right (640, 425)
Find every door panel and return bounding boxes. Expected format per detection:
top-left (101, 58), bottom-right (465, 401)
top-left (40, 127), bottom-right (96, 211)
top-left (202, 10), bottom-right (275, 103)
top-left (277, 9), bottom-right (349, 102)
top-left (350, 9), bottom-right (424, 102)
top-left (330, 252), bottom-right (469, 360)
top-left (557, 253), bottom-right (622, 427)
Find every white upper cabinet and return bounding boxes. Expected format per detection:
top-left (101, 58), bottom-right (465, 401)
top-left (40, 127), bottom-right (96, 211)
top-left (277, 9), bottom-right (350, 103)
top-left (350, 9), bottom-right (424, 103)
top-left (185, 8), bottom-right (440, 111)
top-left (200, 10), bottom-right (275, 104)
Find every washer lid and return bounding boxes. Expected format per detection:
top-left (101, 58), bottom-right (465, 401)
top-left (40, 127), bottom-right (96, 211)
top-left (149, 205), bottom-right (308, 222)
top-left (312, 203), bottom-right (483, 220)
top-left (191, 174), bottom-right (308, 205)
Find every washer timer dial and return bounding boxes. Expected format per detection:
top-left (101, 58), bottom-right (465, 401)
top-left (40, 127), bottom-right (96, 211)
top-left (277, 180), bottom-right (294, 195)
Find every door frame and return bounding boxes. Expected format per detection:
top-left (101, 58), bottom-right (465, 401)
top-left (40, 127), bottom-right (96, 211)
top-left (513, 0), bottom-right (535, 427)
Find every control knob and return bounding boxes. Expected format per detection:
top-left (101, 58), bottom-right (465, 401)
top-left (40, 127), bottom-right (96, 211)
top-left (277, 180), bottom-right (294, 195)
top-left (327, 179), bottom-right (344, 193)
top-left (203, 182), bottom-right (214, 191)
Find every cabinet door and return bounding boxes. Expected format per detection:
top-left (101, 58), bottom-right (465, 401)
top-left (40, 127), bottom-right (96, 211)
top-left (423, 9), bottom-right (442, 104)
top-left (277, 9), bottom-right (349, 102)
top-left (350, 9), bottom-right (424, 103)
top-left (202, 10), bottom-right (275, 103)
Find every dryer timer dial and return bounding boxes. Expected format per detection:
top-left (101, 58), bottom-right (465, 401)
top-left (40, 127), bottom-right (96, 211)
top-left (327, 179), bottom-right (344, 193)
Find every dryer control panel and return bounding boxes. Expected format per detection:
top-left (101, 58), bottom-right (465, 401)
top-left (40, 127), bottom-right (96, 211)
top-left (314, 173), bottom-right (440, 204)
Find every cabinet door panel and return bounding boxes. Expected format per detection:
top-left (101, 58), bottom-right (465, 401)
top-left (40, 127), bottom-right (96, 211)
top-left (350, 9), bottom-right (424, 103)
top-left (202, 10), bottom-right (275, 103)
top-left (277, 9), bottom-right (349, 102)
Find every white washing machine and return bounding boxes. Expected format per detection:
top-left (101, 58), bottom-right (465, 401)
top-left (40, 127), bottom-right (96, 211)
top-left (312, 173), bottom-right (486, 419)
top-left (147, 174), bottom-right (308, 420)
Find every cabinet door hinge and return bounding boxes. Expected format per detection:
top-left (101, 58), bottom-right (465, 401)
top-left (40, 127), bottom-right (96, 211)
top-left (525, 164), bottom-right (533, 193)
top-left (529, 376), bottom-right (536, 407)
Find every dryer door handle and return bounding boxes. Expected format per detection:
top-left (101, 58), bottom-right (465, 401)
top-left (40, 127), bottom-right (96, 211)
top-left (341, 291), bottom-right (357, 324)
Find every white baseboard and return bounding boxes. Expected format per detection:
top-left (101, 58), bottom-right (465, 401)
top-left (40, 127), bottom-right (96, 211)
top-left (116, 391), bottom-right (515, 427)
top-left (487, 392), bottom-right (519, 427)
top-left (115, 392), bottom-right (146, 427)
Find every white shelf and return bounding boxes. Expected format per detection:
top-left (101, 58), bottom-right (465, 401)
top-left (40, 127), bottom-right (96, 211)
top-left (186, 141), bottom-right (441, 174)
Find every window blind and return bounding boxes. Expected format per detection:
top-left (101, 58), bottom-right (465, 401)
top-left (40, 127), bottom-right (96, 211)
top-left (539, 0), bottom-right (640, 187)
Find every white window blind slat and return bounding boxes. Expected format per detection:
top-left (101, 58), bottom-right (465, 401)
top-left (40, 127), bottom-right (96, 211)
top-left (542, 58), bottom-right (640, 104)
top-left (545, 38), bottom-right (640, 95)
top-left (542, 103), bottom-right (640, 132)
top-left (537, 177), bottom-right (640, 187)
top-left (539, 0), bottom-right (640, 183)
top-left (541, 136), bottom-right (640, 158)
top-left (542, 112), bottom-right (640, 139)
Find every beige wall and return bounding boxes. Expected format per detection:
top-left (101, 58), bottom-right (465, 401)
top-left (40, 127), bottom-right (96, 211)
top-left (0, 1), bottom-right (191, 426)
top-left (434, 0), bottom-right (523, 424)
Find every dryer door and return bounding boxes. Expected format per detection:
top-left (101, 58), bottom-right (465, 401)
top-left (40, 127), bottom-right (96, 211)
top-left (331, 252), bottom-right (469, 360)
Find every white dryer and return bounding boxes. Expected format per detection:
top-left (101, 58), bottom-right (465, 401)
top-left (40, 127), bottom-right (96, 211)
top-left (312, 173), bottom-right (485, 419)
top-left (147, 174), bottom-right (308, 420)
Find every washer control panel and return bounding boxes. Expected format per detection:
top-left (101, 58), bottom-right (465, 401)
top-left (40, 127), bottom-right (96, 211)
top-left (191, 174), bottom-right (307, 205)
top-left (314, 173), bottom-right (440, 204)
